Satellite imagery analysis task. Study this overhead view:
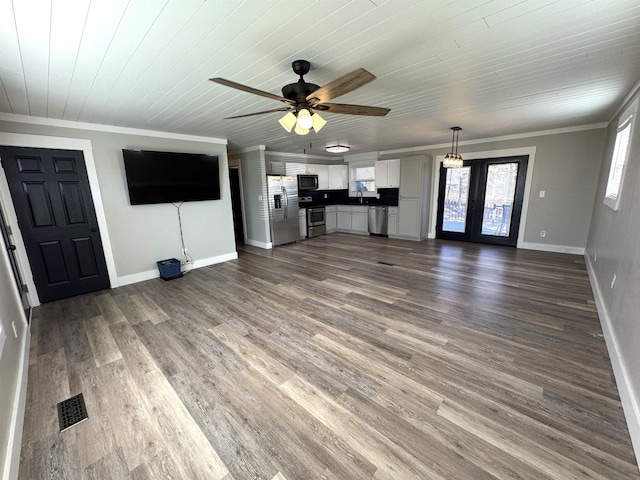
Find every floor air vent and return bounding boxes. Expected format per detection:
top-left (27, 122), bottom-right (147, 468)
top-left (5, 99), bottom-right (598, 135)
top-left (57, 393), bottom-right (88, 432)
top-left (377, 261), bottom-right (395, 266)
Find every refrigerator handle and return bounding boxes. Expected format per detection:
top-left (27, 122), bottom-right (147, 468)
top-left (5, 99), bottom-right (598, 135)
top-left (282, 186), bottom-right (288, 219)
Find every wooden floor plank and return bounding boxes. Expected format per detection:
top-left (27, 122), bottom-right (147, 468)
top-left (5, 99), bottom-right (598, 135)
top-left (18, 235), bottom-right (640, 479)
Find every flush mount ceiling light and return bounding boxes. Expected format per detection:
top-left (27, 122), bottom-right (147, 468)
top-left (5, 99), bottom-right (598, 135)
top-left (443, 126), bottom-right (464, 168)
top-left (325, 145), bottom-right (350, 154)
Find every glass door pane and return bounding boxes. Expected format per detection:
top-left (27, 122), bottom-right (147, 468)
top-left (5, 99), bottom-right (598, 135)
top-left (442, 166), bottom-right (470, 233)
top-left (481, 163), bottom-right (518, 237)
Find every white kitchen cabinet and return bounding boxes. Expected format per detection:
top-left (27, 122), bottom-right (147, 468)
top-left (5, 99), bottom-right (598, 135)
top-left (337, 205), bottom-right (351, 231)
top-left (392, 155), bottom-right (429, 241)
top-left (326, 205), bottom-right (337, 233)
top-left (398, 198), bottom-right (420, 238)
top-left (328, 164), bottom-right (348, 190)
top-left (388, 207), bottom-right (399, 235)
top-left (307, 164), bottom-right (329, 189)
top-left (336, 205), bottom-right (369, 234)
top-left (399, 157), bottom-right (422, 197)
top-left (298, 208), bottom-right (307, 239)
top-left (268, 162), bottom-right (286, 174)
top-left (375, 159), bottom-right (400, 188)
top-left (351, 206), bottom-right (369, 233)
top-left (286, 163), bottom-right (307, 176)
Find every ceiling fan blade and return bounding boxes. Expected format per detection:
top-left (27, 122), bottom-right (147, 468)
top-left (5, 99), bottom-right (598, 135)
top-left (317, 102), bottom-right (390, 116)
top-left (209, 78), bottom-right (294, 105)
top-left (306, 68), bottom-right (376, 104)
top-left (224, 107), bottom-right (293, 119)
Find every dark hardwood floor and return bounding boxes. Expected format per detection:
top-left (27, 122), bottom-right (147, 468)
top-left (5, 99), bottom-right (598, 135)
top-left (19, 234), bottom-right (640, 479)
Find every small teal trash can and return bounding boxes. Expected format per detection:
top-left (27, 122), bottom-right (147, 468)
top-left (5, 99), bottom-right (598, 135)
top-left (157, 258), bottom-right (182, 280)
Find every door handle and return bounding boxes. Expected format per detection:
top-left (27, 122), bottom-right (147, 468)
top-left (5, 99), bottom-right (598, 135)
top-left (8, 244), bottom-right (16, 251)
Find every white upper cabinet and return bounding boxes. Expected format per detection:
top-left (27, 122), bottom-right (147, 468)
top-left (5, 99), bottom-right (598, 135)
top-left (399, 157), bottom-right (422, 197)
top-left (307, 164), bottom-right (329, 189)
top-left (328, 164), bottom-right (348, 190)
top-left (375, 159), bottom-right (400, 188)
top-left (286, 163), bottom-right (307, 176)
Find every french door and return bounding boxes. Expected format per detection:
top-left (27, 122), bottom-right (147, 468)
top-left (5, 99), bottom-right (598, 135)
top-left (436, 156), bottom-right (528, 247)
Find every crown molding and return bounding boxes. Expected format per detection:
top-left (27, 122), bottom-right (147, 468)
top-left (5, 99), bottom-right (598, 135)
top-left (609, 79), bottom-right (640, 126)
top-left (231, 145), bottom-right (266, 154)
top-left (379, 123), bottom-right (608, 156)
top-left (0, 113), bottom-right (227, 145)
top-left (264, 150), bottom-right (339, 161)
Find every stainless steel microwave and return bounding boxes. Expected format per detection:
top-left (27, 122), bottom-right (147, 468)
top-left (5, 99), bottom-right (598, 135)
top-left (297, 174), bottom-right (319, 191)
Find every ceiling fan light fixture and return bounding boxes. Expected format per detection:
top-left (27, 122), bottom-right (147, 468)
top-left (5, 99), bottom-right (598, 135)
top-left (311, 112), bottom-right (327, 132)
top-left (294, 124), bottom-right (309, 135)
top-left (325, 145), bottom-right (350, 154)
top-left (278, 112), bottom-right (297, 132)
top-left (296, 109), bottom-right (313, 129)
top-left (443, 126), bottom-right (464, 168)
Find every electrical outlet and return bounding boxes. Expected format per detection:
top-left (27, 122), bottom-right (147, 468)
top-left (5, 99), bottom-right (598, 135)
top-left (611, 274), bottom-right (616, 289)
top-left (324, 193), bottom-right (327, 199)
top-left (11, 321), bottom-right (18, 338)
top-left (540, 230), bottom-right (546, 238)
top-left (539, 190), bottom-right (545, 198)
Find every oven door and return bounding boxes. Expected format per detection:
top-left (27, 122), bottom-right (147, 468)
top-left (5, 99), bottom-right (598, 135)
top-left (307, 207), bottom-right (325, 226)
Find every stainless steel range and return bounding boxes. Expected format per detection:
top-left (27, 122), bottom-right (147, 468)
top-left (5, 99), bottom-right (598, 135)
top-left (306, 206), bottom-right (326, 238)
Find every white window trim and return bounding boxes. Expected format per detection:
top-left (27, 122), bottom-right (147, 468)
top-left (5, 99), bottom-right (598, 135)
top-left (604, 99), bottom-right (638, 211)
top-left (349, 161), bottom-right (377, 197)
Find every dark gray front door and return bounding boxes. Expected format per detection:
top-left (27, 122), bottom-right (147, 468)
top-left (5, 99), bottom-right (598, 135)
top-left (0, 146), bottom-right (110, 303)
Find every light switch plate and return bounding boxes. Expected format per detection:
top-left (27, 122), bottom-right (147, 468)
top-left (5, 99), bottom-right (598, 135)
top-left (539, 190), bottom-right (545, 198)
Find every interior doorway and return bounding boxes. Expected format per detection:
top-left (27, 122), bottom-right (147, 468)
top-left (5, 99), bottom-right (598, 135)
top-left (228, 167), bottom-right (245, 243)
top-left (436, 156), bottom-right (528, 247)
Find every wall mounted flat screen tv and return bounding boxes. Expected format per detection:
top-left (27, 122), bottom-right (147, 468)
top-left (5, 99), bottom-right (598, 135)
top-left (122, 149), bottom-right (220, 205)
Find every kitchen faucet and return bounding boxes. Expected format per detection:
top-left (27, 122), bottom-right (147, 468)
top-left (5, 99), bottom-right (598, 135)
top-left (357, 189), bottom-right (363, 204)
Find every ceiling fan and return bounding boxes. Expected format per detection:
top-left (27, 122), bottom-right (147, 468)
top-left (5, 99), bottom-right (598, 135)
top-left (209, 60), bottom-right (390, 135)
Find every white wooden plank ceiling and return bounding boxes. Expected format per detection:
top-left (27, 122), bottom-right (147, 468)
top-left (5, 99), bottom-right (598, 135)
top-left (1, 0), bottom-right (639, 155)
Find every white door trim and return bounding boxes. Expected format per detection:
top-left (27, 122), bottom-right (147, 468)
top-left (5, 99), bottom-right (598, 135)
top-left (429, 146), bottom-right (537, 248)
top-left (0, 132), bottom-right (118, 306)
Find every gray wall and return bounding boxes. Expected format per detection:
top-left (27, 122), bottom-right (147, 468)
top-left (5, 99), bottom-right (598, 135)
top-left (0, 120), bottom-right (237, 282)
top-left (586, 88), bottom-right (640, 453)
top-left (0, 241), bottom-right (27, 479)
top-left (382, 128), bottom-right (606, 249)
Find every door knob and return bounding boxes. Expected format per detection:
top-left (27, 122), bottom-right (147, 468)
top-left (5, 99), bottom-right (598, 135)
top-left (8, 244), bottom-right (16, 251)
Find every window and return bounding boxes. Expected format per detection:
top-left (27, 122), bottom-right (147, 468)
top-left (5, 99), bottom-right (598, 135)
top-left (349, 164), bottom-right (376, 196)
top-left (604, 100), bottom-right (637, 210)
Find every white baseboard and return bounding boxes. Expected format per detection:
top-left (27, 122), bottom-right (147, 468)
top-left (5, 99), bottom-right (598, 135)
top-left (117, 251), bottom-right (239, 286)
top-left (3, 323), bottom-right (30, 480)
top-left (388, 234), bottom-right (421, 241)
top-left (585, 255), bottom-right (640, 465)
top-left (193, 252), bottom-right (237, 268)
top-left (244, 238), bottom-right (272, 249)
top-left (520, 242), bottom-right (585, 255)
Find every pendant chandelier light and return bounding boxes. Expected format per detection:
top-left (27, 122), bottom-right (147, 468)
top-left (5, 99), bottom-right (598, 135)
top-left (443, 126), bottom-right (464, 168)
top-left (279, 109), bottom-right (327, 135)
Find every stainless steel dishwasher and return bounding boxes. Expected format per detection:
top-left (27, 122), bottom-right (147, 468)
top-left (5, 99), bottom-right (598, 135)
top-left (368, 205), bottom-right (388, 235)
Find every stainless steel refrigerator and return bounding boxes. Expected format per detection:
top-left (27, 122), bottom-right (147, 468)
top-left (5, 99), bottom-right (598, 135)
top-left (267, 174), bottom-right (300, 246)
